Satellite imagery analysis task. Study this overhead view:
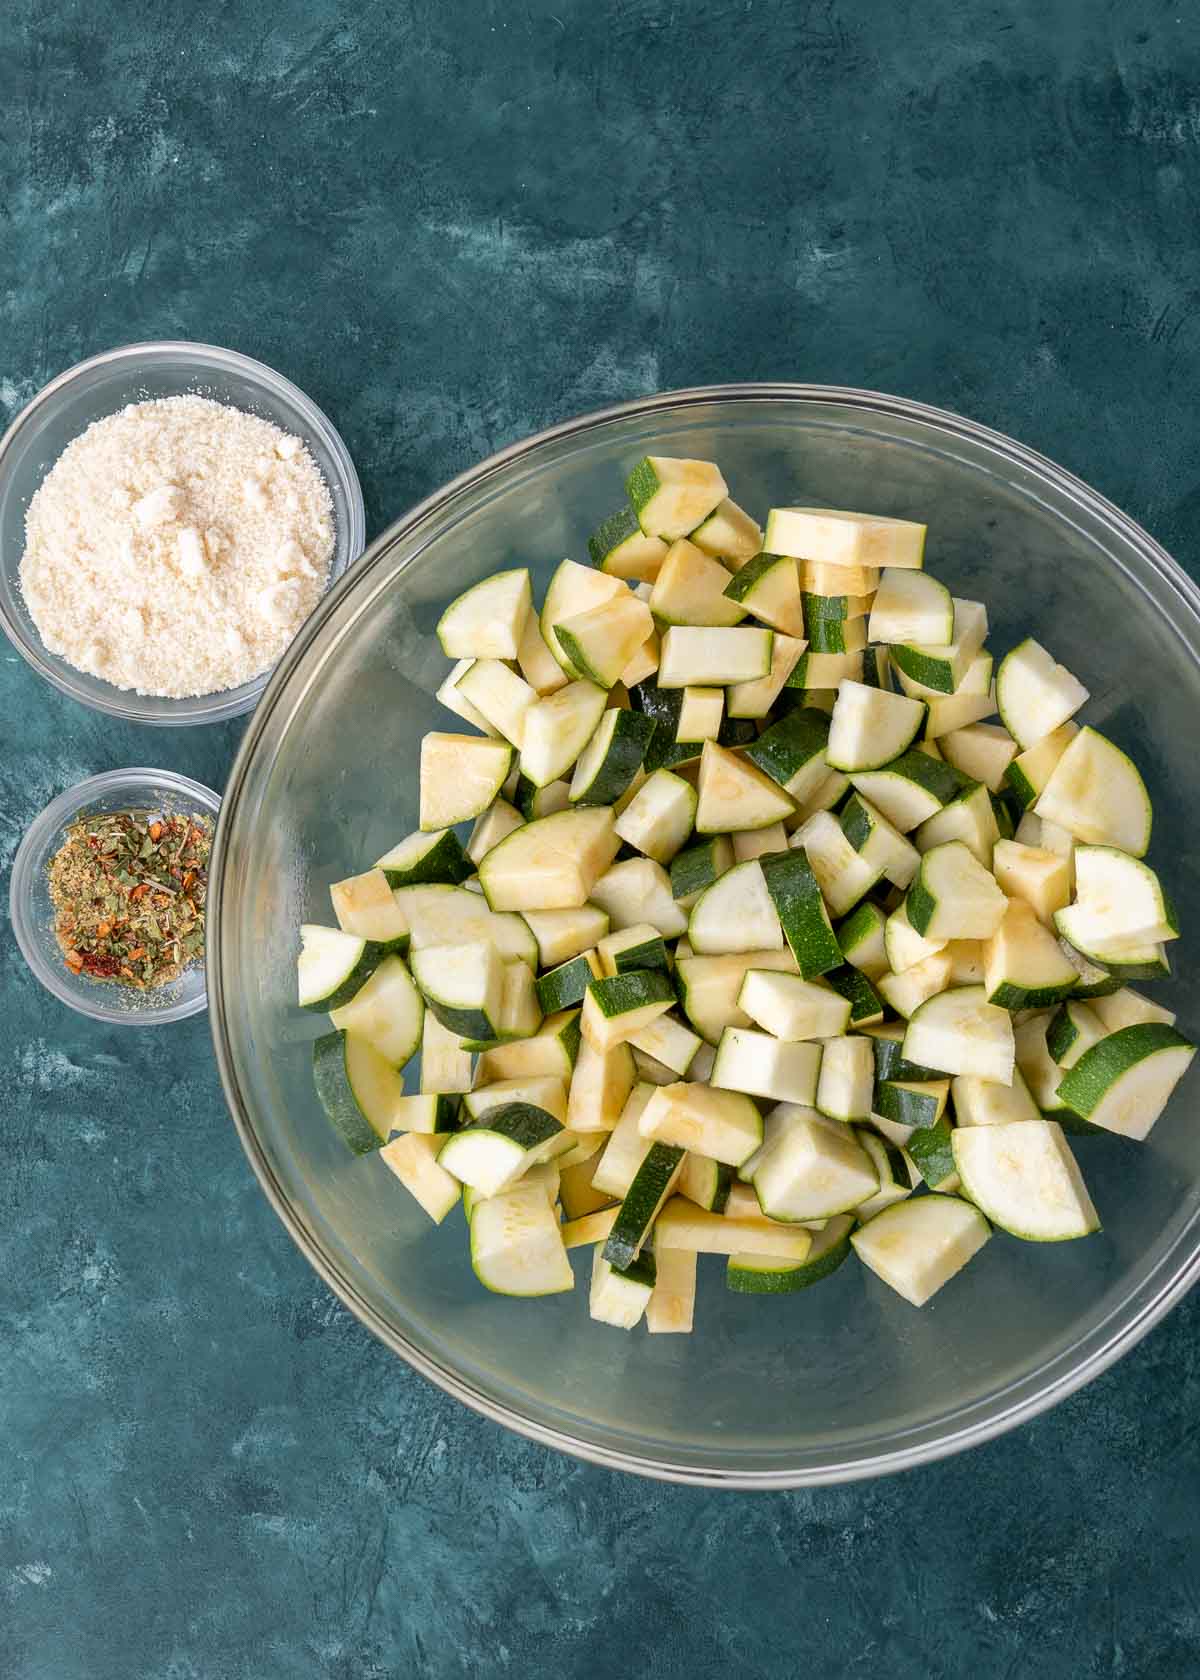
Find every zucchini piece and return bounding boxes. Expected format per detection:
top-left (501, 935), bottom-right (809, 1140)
top-left (437, 657), bottom-right (501, 735)
top-left (614, 768), bottom-right (698, 863)
top-left (515, 775), bottom-right (571, 821)
top-left (848, 749), bottom-right (973, 832)
top-left (765, 507), bottom-right (926, 569)
top-left (825, 679), bottom-right (926, 773)
top-left (566, 1037), bottom-right (637, 1135)
top-left (626, 455), bottom-right (728, 540)
top-left (678, 1152), bottom-right (735, 1212)
top-left (471, 1176), bottom-right (574, 1294)
top-left (991, 838), bottom-right (1072, 922)
top-left (890, 599), bottom-right (988, 695)
top-left (944, 935), bottom-right (987, 982)
top-left (677, 686), bottom-right (724, 741)
top-left (867, 567), bottom-right (953, 644)
top-left (393, 882), bottom-right (538, 965)
top-left (876, 949), bottom-right (954, 1019)
top-left (298, 924), bottom-right (387, 1011)
top-left (695, 740), bottom-right (795, 833)
top-left (732, 822), bottom-right (789, 862)
top-left (1070, 846), bottom-right (1179, 948)
top-left (655, 1197), bottom-right (813, 1260)
top-left (852, 1193), bottom-right (989, 1306)
top-left (1013, 1009), bottom-right (1074, 1113)
top-left (907, 841), bottom-right (1007, 941)
top-left (854, 1131), bottom-right (916, 1221)
top-left (436, 568), bottom-right (532, 661)
top-left (860, 644), bottom-right (895, 691)
top-left (898, 650), bottom-right (996, 738)
top-left (689, 859), bottom-right (784, 956)
top-left (839, 793), bottom-right (920, 889)
top-left (670, 835), bottom-right (735, 906)
top-left (905, 1116), bottom-right (959, 1192)
top-left (786, 649), bottom-right (864, 690)
top-left (559, 1155), bottom-right (617, 1221)
top-left (801, 558), bottom-right (881, 595)
top-left (379, 1133), bottom-right (462, 1224)
top-left (376, 828), bottom-right (474, 889)
top-left (393, 1092), bottom-right (462, 1135)
top-left (568, 708), bottom-right (656, 806)
top-left (628, 1013), bottom-right (701, 1076)
top-left (522, 905), bottom-right (610, 968)
top-left (602, 1142), bottom-right (686, 1269)
top-left (1045, 999), bottom-right (1107, 1069)
top-left (675, 948), bottom-right (799, 1043)
top-left (455, 658), bottom-right (537, 747)
top-left (913, 779), bottom-right (999, 867)
top-left (1090, 988), bottom-right (1177, 1032)
top-left (475, 1007), bottom-right (581, 1084)
top-left (658, 625), bottom-right (774, 688)
top-left (721, 551), bottom-right (805, 636)
top-left (516, 608), bottom-right (570, 697)
top-left (836, 900), bottom-right (889, 981)
top-left (745, 705), bottom-right (831, 802)
top-left (689, 497), bottom-right (763, 566)
top-left (823, 963), bottom-right (885, 1027)
top-left (726, 1215), bottom-right (854, 1293)
top-left (650, 537), bottom-right (748, 627)
top-left (328, 870), bottom-right (411, 951)
top-left (420, 1011), bottom-right (473, 1096)
top-left (792, 810), bottom-right (884, 917)
top-left (465, 1076), bottom-right (567, 1126)
top-left (589, 1247), bottom-right (656, 1329)
top-left (726, 632), bottom-right (807, 718)
top-left (737, 968), bottom-right (851, 1040)
top-left (467, 799), bottom-right (526, 867)
top-left (561, 1206), bottom-right (619, 1247)
top-left (621, 630), bottom-right (661, 690)
top-left (903, 984), bottom-right (1015, 1083)
top-left (752, 1107), bottom-right (879, 1220)
top-left (439, 1100), bottom-right (570, 1195)
top-left (952, 1120), bottom-right (1100, 1240)
top-left (995, 637), bottom-right (1089, 750)
top-left (588, 505), bottom-right (669, 581)
top-left (816, 1035), bottom-right (874, 1121)
top-left (591, 1083), bottom-right (657, 1196)
top-left (874, 1077), bottom-right (950, 1135)
top-left (711, 1026), bottom-right (822, 1105)
top-left (646, 1246), bottom-right (699, 1333)
top-left (478, 806), bottom-right (620, 912)
top-left (803, 589), bottom-right (872, 624)
top-left (312, 1030), bottom-right (399, 1154)
top-left (884, 899), bottom-right (948, 975)
top-left (581, 970), bottom-right (676, 1052)
top-left (411, 940), bottom-right (506, 1042)
top-left (596, 922), bottom-right (671, 975)
top-left (939, 723), bottom-right (1019, 793)
top-left (639, 1082), bottom-right (763, 1166)
top-left (591, 856), bottom-right (689, 939)
top-left (1034, 726), bottom-right (1152, 855)
top-left (952, 1068), bottom-right (1040, 1127)
top-left (984, 899), bottom-right (1079, 1009)
top-left (1054, 909), bottom-right (1171, 979)
top-left (540, 559), bottom-right (630, 677)
top-left (1054, 1023), bottom-right (1195, 1139)
top-left (760, 846), bottom-right (843, 978)
top-left (554, 592), bottom-right (655, 689)
top-left (861, 1020), bottom-right (941, 1088)
top-left (328, 953), bottom-right (424, 1067)
top-left (535, 950), bottom-right (602, 1013)
top-left (807, 613), bottom-right (868, 656)
top-left (419, 732), bottom-right (514, 830)
top-left (1004, 721), bottom-right (1079, 809)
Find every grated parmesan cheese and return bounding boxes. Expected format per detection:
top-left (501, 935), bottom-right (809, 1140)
top-left (19, 395), bottom-right (336, 698)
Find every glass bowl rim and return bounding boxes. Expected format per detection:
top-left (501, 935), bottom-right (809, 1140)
top-left (0, 338), bottom-right (367, 727)
top-left (9, 765), bottom-right (221, 1024)
top-left (207, 381), bottom-right (1200, 1486)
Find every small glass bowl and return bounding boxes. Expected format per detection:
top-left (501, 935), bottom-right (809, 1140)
top-left (10, 768), bottom-right (220, 1025)
top-left (0, 341), bottom-right (366, 726)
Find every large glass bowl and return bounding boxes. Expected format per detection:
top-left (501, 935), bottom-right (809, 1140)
top-left (208, 385), bottom-right (1200, 1486)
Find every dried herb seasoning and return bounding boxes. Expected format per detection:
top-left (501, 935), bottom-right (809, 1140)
top-left (47, 808), bottom-right (212, 989)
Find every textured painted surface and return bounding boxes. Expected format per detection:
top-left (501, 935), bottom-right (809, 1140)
top-left (3, 2), bottom-right (1200, 1674)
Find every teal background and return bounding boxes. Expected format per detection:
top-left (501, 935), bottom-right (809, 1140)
top-left (3, 2), bottom-right (1200, 1673)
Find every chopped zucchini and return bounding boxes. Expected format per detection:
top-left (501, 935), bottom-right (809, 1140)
top-left (689, 497), bottom-right (764, 566)
top-left (437, 568), bottom-right (531, 661)
top-left (638, 1082), bottom-right (763, 1166)
top-left (722, 551), bottom-right (805, 636)
top-left (1034, 726), bottom-right (1152, 856)
top-left (765, 507), bottom-right (926, 569)
top-left (590, 856), bottom-right (689, 939)
top-left (658, 625), bottom-right (775, 688)
top-left (626, 455), bottom-right (729, 540)
top-left (903, 985), bottom-right (1015, 1084)
top-left (851, 1194), bottom-right (989, 1306)
top-left (419, 733), bottom-right (515, 830)
top-left (650, 537), bottom-right (748, 627)
top-left (995, 637), bottom-right (1089, 749)
top-left (588, 505), bottom-right (669, 581)
top-left (688, 859), bottom-right (784, 956)
top-left (380, 1133), bottom-right (462, 1224)
top-left (478, 807), bottom-right (620, 912)
top-left (614, 768), bottom-right (698, 863)
top-left (952, 1120), bottom-right (1099, 1240)
top-left (906, 841), bottom-right (1008, 941)
top-left (890, 599), bottom-right (988, 695)
top-left (327, 953), bottom-right (424, 1068)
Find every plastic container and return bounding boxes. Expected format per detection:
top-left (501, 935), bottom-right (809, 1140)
top-left (0, 341), bottom-right (365, 725)
top-left (207, 384), bottom-right (1200, 1485)
top-left (10, 767), bottom-right (220, 1024)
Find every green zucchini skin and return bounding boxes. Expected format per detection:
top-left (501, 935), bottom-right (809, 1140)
top-left (760, 849), bottom-right (843, 979)
top-left (602, 1141), bottom-right (685, 1269)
